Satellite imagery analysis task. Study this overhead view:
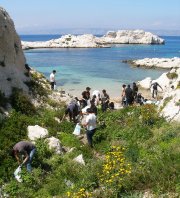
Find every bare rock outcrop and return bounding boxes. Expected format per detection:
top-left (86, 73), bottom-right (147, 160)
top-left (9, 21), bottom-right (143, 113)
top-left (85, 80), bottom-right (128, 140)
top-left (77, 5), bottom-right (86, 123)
top-left (129, 57), bottom-right (180, 69)
top-left (0, 7), bottom-right (29, 96)
top-left (138, 67), bottom-right (180, 122)
top-left (22, 30), bottom-right (164, 50)
top-left (98, 30), bottom-right (164, 44)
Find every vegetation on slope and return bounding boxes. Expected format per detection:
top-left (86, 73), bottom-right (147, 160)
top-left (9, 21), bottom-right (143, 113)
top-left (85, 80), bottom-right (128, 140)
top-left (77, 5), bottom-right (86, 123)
top-left (0, 89), bottom-right (179, 198)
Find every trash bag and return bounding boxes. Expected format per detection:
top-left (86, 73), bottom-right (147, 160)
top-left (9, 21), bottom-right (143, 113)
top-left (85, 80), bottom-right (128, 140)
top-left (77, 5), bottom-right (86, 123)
top-left (14, 165), bottom-right (22, 182)
top-left (73, 123), bottom-right (81, 136)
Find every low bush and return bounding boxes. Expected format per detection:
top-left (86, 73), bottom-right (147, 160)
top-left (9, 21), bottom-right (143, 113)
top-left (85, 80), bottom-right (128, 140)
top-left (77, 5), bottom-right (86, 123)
top-left (166, 72), bottom-right (178, 79)
top-left (0, 103), bottom-right (179, 197)
top-left (10, 88), bottom-right (36, 115)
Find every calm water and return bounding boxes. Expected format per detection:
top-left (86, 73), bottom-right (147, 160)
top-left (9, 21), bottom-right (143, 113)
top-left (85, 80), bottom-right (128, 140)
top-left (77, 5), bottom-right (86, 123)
top-left (21, 35), bottom-right (180, 97)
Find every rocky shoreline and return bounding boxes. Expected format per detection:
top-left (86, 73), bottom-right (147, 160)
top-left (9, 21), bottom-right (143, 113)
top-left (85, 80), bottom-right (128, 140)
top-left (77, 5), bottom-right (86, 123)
top-left (124, 57), bottom-right (180, 69)
top-left (21, 30), bottom-right (164, 50)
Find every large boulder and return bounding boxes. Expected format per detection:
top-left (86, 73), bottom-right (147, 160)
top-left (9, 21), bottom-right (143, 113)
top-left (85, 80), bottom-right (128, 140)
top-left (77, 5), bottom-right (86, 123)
top-left (0, 7), bottom-right (29, 96)
top-left (27, 125), bottom-right (48, 141)
top-left (46, 136), bottom-right (63, 154)
top-left (138, 77), bottom-right (152, 89)
top-left (159, 89), bottom-right (180, 121)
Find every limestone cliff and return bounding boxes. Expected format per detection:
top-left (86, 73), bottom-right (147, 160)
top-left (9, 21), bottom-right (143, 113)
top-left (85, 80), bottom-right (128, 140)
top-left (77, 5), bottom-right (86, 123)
top-left (0, 7), bottom-right (29, 97)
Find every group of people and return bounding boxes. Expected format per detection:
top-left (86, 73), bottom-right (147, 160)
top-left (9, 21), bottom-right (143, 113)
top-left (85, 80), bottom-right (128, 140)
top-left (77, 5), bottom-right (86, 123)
top-left (121, 82), bottom-right (139, 106)
top-left (121, 81), bottom-right (163, 107)
top-left (63, 87), bottom-right (114, 148)
top-left (11, 73), bottom-right (164, 174)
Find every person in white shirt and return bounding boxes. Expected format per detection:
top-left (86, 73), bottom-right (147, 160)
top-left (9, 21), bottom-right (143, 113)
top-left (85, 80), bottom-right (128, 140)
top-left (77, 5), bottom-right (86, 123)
top-left (50, 70), bottom-right (56, 90)
top-left (83, 108), bottom-right (97, 148)
top-left (92, 90), bottom-right (101, 106)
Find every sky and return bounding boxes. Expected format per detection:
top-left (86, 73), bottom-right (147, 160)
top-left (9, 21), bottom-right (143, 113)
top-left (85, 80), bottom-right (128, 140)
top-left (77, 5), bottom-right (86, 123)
top-left (0, 0), bottom-right (180, 35)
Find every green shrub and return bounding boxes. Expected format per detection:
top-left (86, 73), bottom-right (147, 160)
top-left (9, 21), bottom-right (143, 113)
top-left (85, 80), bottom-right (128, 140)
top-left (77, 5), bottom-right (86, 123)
top-left (177, 81), bottom-right (180, 89)
top-left (166, 72), bottom-right (178, 79)
top-left (10, 88), bottom-right (36, 115)
top-left (0, 111), bottom-right (35, 180)
top-left (58, 120), bottom-right (75, 134)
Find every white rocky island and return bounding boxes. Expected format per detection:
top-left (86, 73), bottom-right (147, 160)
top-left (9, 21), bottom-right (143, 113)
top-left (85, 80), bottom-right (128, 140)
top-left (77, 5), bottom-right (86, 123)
top-left (22, 30), bottom-right (164, 50)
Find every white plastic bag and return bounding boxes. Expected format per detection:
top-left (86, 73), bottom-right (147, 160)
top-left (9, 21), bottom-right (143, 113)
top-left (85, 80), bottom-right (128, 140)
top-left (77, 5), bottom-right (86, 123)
top-left (73, 123), bottom-right (81, 136)
top-left (14, 166), bottom-right (22, 182)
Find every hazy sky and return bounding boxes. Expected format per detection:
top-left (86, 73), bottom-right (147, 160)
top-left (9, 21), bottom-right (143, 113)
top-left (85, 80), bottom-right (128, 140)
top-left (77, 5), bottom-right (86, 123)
top-left (0, 0), bottom-right (180, 34)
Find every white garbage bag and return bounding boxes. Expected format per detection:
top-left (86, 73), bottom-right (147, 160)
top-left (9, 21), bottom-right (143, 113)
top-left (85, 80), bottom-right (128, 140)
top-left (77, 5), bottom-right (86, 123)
top-left (14, 166), bottom-right (22, 182)
top-left (73, 123), bottom-right (81, 136)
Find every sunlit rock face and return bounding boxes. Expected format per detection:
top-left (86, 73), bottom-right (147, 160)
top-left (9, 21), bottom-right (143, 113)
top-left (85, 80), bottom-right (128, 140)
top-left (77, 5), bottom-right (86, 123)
top-left (0, 7), bottom-right (29, 96)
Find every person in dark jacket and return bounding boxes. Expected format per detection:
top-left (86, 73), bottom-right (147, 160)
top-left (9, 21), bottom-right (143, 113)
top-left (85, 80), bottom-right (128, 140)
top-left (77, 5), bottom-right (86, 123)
top-left (125, 84), bottom-right (134, 106)
top-left (64, 101), bottom-right (79, 123)
top-left (12, 141), bottom-right (36, 172)
top-left (101, 89), bottom-right (110, 112)
top-left (132, 82), bottom-right (138, 99)
top-left (150, 82), bottom-right (163, 99)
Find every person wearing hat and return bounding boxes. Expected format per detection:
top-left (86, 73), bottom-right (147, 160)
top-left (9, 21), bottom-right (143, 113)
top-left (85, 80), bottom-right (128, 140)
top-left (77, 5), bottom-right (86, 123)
top-left (83, 108), bottom-right (97, 148)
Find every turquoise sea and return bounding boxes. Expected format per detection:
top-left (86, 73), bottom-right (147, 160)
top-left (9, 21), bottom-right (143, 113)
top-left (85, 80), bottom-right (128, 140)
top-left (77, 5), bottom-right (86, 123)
top-left (21, 35), bottom-right (180, 97)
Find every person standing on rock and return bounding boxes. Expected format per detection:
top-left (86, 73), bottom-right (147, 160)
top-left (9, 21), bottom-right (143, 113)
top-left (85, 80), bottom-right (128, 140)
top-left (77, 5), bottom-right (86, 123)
top-left (50, 70), bottom-right (56, 90)
top-left (12, 141), bottom-right (36, 172)
top-left (150, 82), bottom-right (163, 99)
top-left (83, 108), bottom-right (97, 148)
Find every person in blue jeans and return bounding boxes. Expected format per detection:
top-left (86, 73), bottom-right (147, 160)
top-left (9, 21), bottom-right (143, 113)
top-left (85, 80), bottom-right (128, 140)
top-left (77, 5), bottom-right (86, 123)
top-left (12, 141), bottom-right (36, 172)
top-left (83, 108), bottom-right (97, 148)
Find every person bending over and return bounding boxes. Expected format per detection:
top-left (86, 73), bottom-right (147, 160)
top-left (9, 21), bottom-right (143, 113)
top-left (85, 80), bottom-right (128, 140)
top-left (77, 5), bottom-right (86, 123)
top-left (12, 141), bottom-right (36, 172)
top-left (64, 101), bottom-right (79, 123)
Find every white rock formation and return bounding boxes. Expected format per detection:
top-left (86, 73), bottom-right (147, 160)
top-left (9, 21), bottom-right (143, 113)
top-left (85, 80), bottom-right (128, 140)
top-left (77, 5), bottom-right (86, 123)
top-left (160, 89), bottom-right (180, 121)
top-left (138, 77), bottom-right (152, 90)
top-left (131, 57), bottom-right (180, 69)
top-left (138, 68), bottom-right (179, 91)
top-left (21, 30), bottom-right (164, 50)
top-left (138, 67), bottom-right (180, 122)
top-left (22, 34), bottom-right (100, 49)
top-left (27, 125), bottom-right (48, 141)
top-left (46, 136), bottom-right (63, 154)
top-left (73, 154), bottom-right (85, 165)
top-left (97, 30), bottom-right (164, 44)
top-left (0, 7), bottom-right (29, 96)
